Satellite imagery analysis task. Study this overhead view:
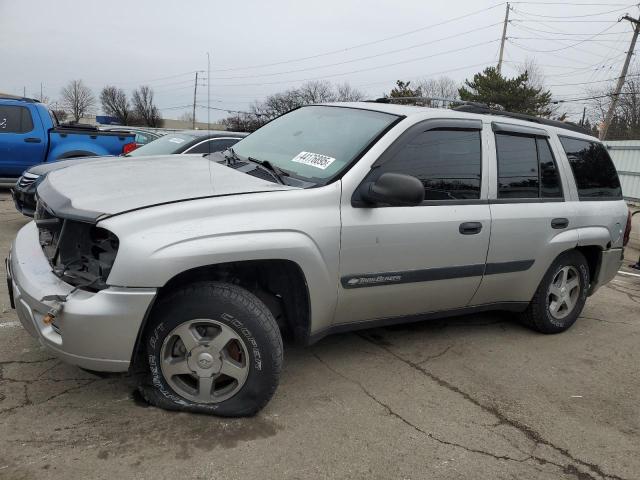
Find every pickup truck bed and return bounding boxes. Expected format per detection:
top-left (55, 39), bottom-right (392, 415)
top-left (0, 97), bottom-right (135, 181)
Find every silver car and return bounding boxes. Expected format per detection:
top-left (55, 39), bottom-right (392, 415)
top-left (6, 103), bottom-right (630, 416)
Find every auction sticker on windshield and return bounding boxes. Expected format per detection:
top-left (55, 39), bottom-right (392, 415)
top-left (291, 151), bottom-right (336, 170)
top-left (168, 137), bottom-right (185, 144)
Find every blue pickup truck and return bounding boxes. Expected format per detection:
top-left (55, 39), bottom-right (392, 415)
top-left (0, 97), bottom-right (136, 183)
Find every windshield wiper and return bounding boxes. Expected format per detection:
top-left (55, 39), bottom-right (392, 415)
top-left (247, 156), bottom-right (289, 185)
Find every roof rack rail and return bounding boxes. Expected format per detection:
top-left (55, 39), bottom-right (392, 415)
top-left (0, 95), bottom-right (40, 103)
top-left (369, 96), bottom-right (488, 108)
top-left (452, 104), bottom-right (593, 136)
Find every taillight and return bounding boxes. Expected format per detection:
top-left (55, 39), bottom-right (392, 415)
top-left (122, 142), bottom-right (137, 155)
top-left (623, 210), bottom-right (632, 246)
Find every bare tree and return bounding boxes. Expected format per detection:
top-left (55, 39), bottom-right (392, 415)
top-left (60, 80), bottom-right (95, 123)
top-left (415, 76), bottom-right (459, 107)
top-left (298, 80), bottom-right (336, 103)
top-left (516, 57), bottom-right (545, 90)
top-left (222, 80), bottom-right (365, 130)
top-left (132, 85), bottom-right (161, 127)
top-left (100, 86), bottom-right (132, 125)
top-left (178, 111), bottom-right (194, 124)
top-left (335, 82), bottom-right (365, 102)
top-left (33, 92), bottom-right (50, 104)
top-left (587, 74), bottom-right (640, 139)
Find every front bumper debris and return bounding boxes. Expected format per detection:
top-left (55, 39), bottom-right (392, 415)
top-left (7, 221), bottom-right (156, 372)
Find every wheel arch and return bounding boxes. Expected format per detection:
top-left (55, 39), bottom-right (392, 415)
top-left (130, 259), bottom-right (311, 371)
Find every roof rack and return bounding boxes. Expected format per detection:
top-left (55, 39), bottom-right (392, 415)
top-left (453, 104), bottom-right (593, 136)
top-left (0, 94), bottom-right (40, 103)
top-left (370, 96), bottom-right (488, 108)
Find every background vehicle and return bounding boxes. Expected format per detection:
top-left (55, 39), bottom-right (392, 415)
top-left (11, 130), bottom-right (246, 216)
top-left (7, 103), bottom-right (630, 417)
top-left (98, 125), bottom-right (165, 147)
top-left (0, 97), bottom-right (135, 184)
top-left (125, 130), bottom-right (247, 157)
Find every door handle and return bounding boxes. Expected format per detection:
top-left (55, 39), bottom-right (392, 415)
top-left (551, 218), bottom-right (569, 229)
top-left (459, 222), bottom-right (483, 235)
top-left (24, 137), bottom-right (41, 143)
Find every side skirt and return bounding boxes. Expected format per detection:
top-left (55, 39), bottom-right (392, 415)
top-left (307, 302), bottom-right (529, 345)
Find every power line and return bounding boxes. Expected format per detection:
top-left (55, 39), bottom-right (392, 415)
top-left (209, 22), bottom-right (502, 81)
top-left (511, 4), bottom-right (637, 19)
top-left (353, 60), bottom-right (495, 88)
top-left (209, 39), bottom-right (500, 88)
top-left (512, 1), bottom-right (635, 5)
top-left (208, 2), bottom-right (506, 73)
top-left (547, 73), bottom-right (640, 86)
top-left (507, 21), bottom-right (622, 52)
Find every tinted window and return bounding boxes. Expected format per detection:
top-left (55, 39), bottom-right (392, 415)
top-left (127, 133), bottom-right (196, 157)
top-left (0, 106), bottom-right (34, 133)
top-left (186, 138), bottom-right (239, 154)
top-left (496, 134), bottom-right (539, 198)
top-left (559, 137), bottom-right (622, 199)
top-left (233, 106), bottom-right (398, 183)
top-left (537, 138), bottom-right (562, 198)
top-left (377, 129), bottom-right (482, 200)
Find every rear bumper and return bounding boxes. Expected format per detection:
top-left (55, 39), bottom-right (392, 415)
top-left (7, 222), bottom-right (156, 372)
top-left (589, 248), bottom-right (624, 295)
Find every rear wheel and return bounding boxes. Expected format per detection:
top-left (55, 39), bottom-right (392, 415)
top-left (519, 250), bottom-right (589, 334)
top-left (139, 281), bottom-right (283, 417)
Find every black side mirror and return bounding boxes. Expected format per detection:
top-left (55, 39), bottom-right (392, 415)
top-left (360, 172), bottom-right (425, 206)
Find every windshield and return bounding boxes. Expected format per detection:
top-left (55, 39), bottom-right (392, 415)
top-left (232, 106), bottom-right (399, 183)
top-left (127, 133), bottom-right (196, 157)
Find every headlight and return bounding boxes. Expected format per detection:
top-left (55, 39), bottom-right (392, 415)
top-left (36, 203), bottom-right (119, 291)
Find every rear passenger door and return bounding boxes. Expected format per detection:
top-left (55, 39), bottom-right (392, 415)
top-left (0, 104), bottom-right (46, 177)
top-left (471, 122), bottom-right (576, 305)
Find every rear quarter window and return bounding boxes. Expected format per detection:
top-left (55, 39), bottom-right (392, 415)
top-left (0, 105), bottom-right (34, 133)
top-left (559, 136), bottom-right (622, 199)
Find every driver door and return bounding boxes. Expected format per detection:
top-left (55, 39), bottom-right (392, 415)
top-left (335, 119), bottom-right (491, 325)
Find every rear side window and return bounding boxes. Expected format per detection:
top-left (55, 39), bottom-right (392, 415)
top-left (559, 137), bottom-right (622, 199)
top-left (376, 129), bottom-right (482, 200)
top-left (496, 133), bottom-right (562, 199)
top-left (0, 105), bottom-right (34, 133)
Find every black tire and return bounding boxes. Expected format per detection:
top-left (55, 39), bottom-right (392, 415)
top-left (138, 281), bottom-right (283, 417)
top-left (519, 250), bottom-right (589, 334)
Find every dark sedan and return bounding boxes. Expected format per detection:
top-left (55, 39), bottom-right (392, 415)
top-left (12, 130), bottom-right (246, 216)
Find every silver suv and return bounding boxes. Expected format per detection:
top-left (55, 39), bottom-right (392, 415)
top-left (6, 103), bottom-right (630, 416)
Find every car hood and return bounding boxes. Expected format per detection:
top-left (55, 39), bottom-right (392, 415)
top-left (37, 155), bottom-right (296, 222)
top-left (28, 156), bottom-right (110, 176)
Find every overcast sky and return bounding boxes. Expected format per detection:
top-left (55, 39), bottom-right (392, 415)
top-left (1, 0), bottom-right (637, 123)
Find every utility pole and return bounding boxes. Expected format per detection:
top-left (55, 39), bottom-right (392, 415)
top-left (601, 14), bottom-right (640, 140)
top-left (581, 106), bottom-right (586, 126)
top-left (192, 71), bottom-right (199, 129)
top-left (497, 3), bottom-right (510, 74)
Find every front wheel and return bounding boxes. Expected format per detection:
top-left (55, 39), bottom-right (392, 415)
top-left (139, 281), bottom-right (283, 417)
top-left (519, 250), bottom-right (589, 334)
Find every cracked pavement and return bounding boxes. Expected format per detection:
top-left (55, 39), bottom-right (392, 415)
top-left (1, 190), bottom-right (639, 480)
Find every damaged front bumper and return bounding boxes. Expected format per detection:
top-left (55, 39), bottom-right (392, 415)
top-left (7, 222), bottom-right (156, 372)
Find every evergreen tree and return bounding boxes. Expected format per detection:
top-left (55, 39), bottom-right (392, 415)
top-left (459, 67), bottom-right (553, 117)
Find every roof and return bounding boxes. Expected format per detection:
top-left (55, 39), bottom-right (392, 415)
top-left (177, 129), bottom-right (248, 139)
top-left (0, 94), bottom-right (40, 103)
top-left (320, 102), bottom-right (598, 141)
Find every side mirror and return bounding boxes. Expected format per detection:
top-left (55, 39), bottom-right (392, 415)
top-left (360, 172), bottom-right (425, 206)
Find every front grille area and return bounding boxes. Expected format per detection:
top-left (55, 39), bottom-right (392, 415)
top-left (17, 173), bottom-right (39, 189)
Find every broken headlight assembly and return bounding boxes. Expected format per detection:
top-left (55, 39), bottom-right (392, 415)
top-left (37, 210), bottom-right (119, 291)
